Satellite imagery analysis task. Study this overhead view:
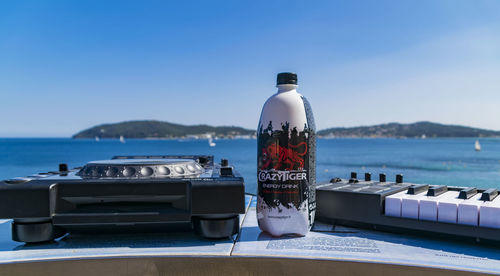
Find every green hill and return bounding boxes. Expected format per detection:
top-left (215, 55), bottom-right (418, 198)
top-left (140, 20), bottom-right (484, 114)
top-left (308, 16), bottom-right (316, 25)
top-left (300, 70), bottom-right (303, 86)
top-left (72, 120), bottom-right (256, 139)
top-left (317, 121), bottom-right (500, 138)
top-left (74, 120), bottom-right (500, 139)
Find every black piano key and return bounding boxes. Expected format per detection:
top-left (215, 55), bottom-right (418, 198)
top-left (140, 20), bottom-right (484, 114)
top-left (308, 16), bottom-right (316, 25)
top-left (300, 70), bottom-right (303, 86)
top-left (407, 184), bottom-right (429, 195)
top-left (427, 185), bottom-right (448, 196)
top-left (458, 187), bottom-right (478, 199)
top-left (362, 186), bottom-right (389, 193)
top-left (337, 184), bottom-right (365, 192)
top-left (327, 183), bottom-right (351, 190)
top-left (481, 188), bottom-right (498, 201)
top-left (364, 173), bottom-right (371, 181)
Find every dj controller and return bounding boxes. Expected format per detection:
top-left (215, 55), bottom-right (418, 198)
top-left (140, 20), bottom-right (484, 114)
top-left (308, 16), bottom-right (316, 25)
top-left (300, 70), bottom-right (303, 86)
top-left (0, 155), bottom-right (245, 243)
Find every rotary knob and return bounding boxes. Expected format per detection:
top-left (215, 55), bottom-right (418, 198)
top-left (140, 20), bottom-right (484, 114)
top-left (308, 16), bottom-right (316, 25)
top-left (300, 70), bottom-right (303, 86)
top-left (364, 173), bottom-right (371, 181)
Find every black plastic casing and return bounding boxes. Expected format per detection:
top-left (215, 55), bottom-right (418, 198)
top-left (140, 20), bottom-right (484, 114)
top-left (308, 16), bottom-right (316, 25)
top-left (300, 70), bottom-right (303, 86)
top-left (316, 178), bottom-right (500, 243)
top-left (0, 155), bottom-right (245, 242)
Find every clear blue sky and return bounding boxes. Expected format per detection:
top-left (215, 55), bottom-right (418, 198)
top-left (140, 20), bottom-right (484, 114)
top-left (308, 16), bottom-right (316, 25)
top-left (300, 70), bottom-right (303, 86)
top-left (1, 0), bottom-right (500, 137)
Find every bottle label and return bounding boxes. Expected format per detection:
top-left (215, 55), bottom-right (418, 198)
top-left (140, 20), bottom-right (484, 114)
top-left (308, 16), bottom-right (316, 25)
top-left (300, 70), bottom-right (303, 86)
top-left (257, 120), bottom-right (315, 233)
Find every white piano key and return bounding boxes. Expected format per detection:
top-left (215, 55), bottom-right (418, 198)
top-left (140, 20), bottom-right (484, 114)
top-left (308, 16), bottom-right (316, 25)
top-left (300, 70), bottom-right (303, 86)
top-left (457, 194), bottom-right (483, 226)
top-left (479, 196), bottom-right (500, 228)
top-left (419, 191), bottom-right (456, 221)
top-left (401, 193), bottom-right (427, 219)
top-left (436, 191), bottom-right (461, 223)
top-left (385, 190), bottom-right (408, 217)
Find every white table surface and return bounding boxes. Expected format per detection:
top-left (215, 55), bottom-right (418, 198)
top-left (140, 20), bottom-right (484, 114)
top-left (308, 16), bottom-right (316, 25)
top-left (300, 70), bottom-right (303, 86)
top-left (1, 195), bottom-right (500, 274)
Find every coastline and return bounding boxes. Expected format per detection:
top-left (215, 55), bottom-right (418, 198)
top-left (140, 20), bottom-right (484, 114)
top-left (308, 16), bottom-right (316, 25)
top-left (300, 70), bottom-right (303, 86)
top-left (2, 137), bottom-right (500, 140)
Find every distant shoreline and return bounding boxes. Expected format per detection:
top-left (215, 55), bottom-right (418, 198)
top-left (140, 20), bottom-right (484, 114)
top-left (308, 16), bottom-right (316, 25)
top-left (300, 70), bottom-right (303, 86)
top-left (69, 136), bottom-right (500, 140)
top-left (71, 120), bottom-right (500, 139)
top-left (3, 136), bottom-right (500, 140)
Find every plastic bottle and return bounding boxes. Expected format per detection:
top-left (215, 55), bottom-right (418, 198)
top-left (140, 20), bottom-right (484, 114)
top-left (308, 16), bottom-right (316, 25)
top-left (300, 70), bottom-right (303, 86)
top-left (256, 72), bottom-right (316, 236)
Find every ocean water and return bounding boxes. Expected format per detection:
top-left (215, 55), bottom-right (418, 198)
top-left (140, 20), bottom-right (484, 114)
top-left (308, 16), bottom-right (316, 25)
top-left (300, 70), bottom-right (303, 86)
top-left (1, 138), bottom-right (500, 192)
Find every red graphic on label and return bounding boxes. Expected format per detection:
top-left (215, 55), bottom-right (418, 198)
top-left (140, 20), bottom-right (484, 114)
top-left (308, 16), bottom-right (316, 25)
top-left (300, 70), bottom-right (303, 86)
top-left (261, 142), bottom-right (307, 170)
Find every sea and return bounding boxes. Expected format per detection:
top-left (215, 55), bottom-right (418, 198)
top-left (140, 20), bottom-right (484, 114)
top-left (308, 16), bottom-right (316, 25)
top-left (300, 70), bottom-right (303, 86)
top-left (1, 137), bottom-right (500, 192)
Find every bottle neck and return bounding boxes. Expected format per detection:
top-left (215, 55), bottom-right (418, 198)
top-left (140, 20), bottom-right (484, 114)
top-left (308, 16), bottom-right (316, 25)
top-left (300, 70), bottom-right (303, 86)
top-left (276, 84), bottom-right (298, 93)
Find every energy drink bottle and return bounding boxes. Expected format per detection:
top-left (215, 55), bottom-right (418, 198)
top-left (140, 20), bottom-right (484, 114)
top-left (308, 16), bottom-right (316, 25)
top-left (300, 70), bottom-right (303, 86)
top-left (257, 72), bottom-right (316, 236)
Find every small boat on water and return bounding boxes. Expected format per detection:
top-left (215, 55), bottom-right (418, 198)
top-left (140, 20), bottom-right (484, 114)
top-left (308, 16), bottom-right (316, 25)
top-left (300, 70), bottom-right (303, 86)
top-left (208, 135), bottom-right (216, 147)
top-left (95, 136), bottom-right (100, 142)
top-left (475, 140), bottom-right (481, 151)
top-left (120, 136), bottom-right (126, 143)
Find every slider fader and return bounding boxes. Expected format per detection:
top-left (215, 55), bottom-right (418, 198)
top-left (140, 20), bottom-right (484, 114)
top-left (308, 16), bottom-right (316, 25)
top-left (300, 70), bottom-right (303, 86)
top-left (316, 172), bottom-right (500, 243)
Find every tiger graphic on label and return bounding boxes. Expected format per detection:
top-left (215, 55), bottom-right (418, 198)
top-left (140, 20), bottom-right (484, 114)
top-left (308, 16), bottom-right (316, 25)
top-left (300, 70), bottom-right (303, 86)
top-left (260, 141), bottom-right (307, 171)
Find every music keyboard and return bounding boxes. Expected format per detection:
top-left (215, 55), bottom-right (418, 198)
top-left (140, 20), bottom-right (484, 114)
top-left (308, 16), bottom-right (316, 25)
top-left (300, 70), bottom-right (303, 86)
top-left (316, 172), bottom-right (500, 243)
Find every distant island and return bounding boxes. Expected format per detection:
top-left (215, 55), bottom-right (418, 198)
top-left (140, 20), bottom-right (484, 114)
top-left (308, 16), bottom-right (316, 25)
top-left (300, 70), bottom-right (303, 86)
top-left (317, 121), bottom-right (500, 138)
top-left (72, 120), bottom-right (256, 139)
top-left (72, 120), bottom-right (500, 139)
